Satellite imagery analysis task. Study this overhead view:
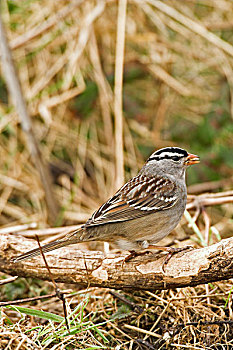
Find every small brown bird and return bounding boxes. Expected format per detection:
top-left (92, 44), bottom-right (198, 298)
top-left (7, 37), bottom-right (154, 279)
top-left (12, 147), bottom-right (199, 263)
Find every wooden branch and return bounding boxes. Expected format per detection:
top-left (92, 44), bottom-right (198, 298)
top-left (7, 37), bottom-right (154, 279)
top-left (187, 191), bottom-right (233, 210)
top-left (187, 177), bottom-right (233, 194)
top-left (1, 233), bottom-right (233, 291)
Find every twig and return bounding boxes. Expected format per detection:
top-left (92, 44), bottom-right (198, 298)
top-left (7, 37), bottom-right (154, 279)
top-left (110, 291), bottom-right (143, 313)
top-left (202, 208), bottom-right (211, 245)
top-left (114, 0), bottom-right (127, 190)
top-left (187, 196), bottom-right (233, 210)
top-left (202, 208), bottom-right (211, 304)
top-left (12, 225), bottom-right (80, 237)
top-left (188, 177), bottom-right (233, 194)
top-left (184, 210), bottom-right (206, 246)
top-left (0, 223), bottom-right (37, 235)
top-left (144, 291), bottom-right (171, 341)
top-left (0, 276), bottom-right (18, 286)
top-left (136, 339), bottom-right (156, 350)
top-left (124, 324), bottom-right (161, 339)
top-left (0, 16), bottom-right (59, 224)
top-left (35, 236), bottom-right (69, 332)
top-left (0, 293), bottom-right (57, 307)
top-left (176, 320), bottom-right (233, 328)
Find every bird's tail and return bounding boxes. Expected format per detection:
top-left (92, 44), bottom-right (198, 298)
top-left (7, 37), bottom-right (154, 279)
top-left (11, 228), bottom-right (84, 263)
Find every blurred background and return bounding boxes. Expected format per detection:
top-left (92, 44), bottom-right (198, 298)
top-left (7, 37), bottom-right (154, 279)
top-left (0, 0), bottom-right (232, 229)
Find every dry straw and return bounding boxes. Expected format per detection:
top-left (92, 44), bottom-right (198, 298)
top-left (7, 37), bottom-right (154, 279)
top-left (0, 0), bottom-right (233, 348)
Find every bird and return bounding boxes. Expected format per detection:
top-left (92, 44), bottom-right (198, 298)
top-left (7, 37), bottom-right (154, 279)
top-left (12, 147), bottom-right (199, 264)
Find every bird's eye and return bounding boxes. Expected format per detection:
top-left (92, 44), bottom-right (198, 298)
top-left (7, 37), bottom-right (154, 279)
top-left (172, 156), bottom-right (180, 161)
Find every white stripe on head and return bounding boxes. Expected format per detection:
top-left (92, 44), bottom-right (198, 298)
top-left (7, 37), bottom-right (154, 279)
top-left (148, 147), bottom-right (188, 162)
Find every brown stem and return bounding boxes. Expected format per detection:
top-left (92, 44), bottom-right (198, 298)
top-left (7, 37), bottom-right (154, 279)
top-left (187, 196), bottom-right (233, 210)
top-left (0, 16), bottom-right (59, 223)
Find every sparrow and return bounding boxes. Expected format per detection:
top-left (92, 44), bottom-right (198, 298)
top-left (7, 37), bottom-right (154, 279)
top-left (12, 147), bottom-right (199, 263)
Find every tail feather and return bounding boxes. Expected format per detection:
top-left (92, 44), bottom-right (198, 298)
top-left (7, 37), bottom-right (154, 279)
top-left (12, 229), bottom-right (83, 263)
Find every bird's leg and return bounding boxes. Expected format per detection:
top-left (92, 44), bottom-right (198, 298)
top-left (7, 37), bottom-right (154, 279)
top-left (147, 245), bottom-right (193, 272)
top-left (122, 240), bottom-right (152, 265)
top-left (124, 250), bottom-right (151, 262)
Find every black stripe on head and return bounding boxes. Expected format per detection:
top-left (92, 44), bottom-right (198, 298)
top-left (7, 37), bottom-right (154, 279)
top-left (155, 147), bottom-right (188, 156)
top-left (148, 147), bottom-right (188, 162)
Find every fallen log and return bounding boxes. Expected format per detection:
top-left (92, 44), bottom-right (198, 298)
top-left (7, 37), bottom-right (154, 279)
top-left (1, 233), bottom-right (233, 291)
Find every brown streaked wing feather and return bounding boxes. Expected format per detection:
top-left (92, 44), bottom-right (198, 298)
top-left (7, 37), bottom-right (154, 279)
top-left (84, 175), bottom-right (178, 227)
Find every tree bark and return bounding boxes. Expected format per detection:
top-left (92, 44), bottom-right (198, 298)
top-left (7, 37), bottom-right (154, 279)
top-left (1, 233), bottom-right (233, 291)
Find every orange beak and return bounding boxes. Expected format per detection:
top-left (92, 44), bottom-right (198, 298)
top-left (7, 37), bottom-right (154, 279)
top-left (185, 153), bottom-right (200, 166)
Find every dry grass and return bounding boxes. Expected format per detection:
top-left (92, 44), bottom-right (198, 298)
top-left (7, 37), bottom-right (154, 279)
top-left (1, 282), bottom-right (233, 349)
top-left (0, 0), bottom-right (233, 348)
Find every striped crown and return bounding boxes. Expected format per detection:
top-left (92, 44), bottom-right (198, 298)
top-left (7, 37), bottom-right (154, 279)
top-left (148, 147), bottom-right (188, 162)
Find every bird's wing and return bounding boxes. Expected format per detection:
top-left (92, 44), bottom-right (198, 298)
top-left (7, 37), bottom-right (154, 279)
top-left (84, 175), bottom-right (179, 227)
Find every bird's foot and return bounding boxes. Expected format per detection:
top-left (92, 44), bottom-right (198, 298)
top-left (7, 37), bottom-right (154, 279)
top-left (147, 245), bottom-right (193, 273)
top-left (121, 250), bottom-right (152, 268)
top-left (124, 250), bottom-right (152, 262)
top-left (122, 245), bottom-right (193, 272)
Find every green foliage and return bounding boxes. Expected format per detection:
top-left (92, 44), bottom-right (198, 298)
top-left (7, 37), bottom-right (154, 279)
top-left (8, 305), bottom-right (64, 322)
top-left (1, 277), bottom-right (50, 301)
top-left (111, 304), bottom-right (132, 320)
top-left (71, 81), bottom-right (98, 119)
top-left (170, 82), bottom-right (233, 183)
top-left (0, 77), bottom-right (8, 104)
top-left (1, 278), bottom-right (28, 301)
top-left (4, 296), bottom-right (110, 348)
